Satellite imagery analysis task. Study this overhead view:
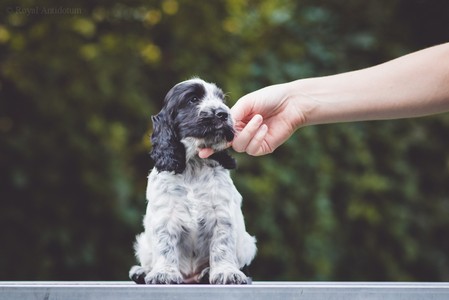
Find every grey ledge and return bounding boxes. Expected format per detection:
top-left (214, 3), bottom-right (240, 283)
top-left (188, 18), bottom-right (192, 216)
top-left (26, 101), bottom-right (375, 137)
top-left (2, 281), bottom-right (449, 300)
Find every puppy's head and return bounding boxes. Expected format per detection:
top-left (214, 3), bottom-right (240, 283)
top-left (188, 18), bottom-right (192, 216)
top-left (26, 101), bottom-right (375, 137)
top-left (150, 78), bottom-right (235, 173)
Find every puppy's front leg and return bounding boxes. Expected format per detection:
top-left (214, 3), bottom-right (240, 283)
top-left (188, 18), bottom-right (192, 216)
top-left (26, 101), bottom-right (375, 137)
top-left (144, 173), bottom-right (186, 284)
top-left (145, 222), bottom-right (184, 284)
top-left (209, 213), bottom-right (248, 284)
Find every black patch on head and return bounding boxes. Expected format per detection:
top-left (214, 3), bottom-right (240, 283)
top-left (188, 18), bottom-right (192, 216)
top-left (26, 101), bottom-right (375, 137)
top-left (170, 82), bottom-right (234, 147)
top-left (150, 82), bottom-right (207, 173)
top-left (166, 82), bottom-right (206, 111)
top-left (150, 80), bottom-right (234, 173)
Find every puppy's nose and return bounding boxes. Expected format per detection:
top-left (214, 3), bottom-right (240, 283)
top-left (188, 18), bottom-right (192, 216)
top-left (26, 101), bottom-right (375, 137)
top-left (214, 109), bottom-right (229, 121)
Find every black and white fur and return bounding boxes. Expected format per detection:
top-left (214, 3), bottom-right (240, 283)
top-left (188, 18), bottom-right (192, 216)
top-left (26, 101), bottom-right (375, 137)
top-left (129, 78), bottom-right (256, 284)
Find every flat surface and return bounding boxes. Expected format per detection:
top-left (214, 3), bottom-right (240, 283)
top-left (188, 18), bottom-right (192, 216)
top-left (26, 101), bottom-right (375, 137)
top-left (2, 281), bottom-right (449, 300)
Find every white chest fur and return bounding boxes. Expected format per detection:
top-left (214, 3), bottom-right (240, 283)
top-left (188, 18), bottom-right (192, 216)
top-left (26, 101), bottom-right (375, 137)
top-left (131, 158), bottom-right (256, 284)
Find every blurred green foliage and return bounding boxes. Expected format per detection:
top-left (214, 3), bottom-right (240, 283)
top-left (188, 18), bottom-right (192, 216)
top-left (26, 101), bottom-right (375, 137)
top-left (1, 0), bottom-right (449, 281)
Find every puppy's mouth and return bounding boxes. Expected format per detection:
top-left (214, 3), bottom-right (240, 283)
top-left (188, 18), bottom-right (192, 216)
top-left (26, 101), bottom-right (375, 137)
top-left (187, 121), bottom-right (234, 153)
top-left (187, 115), bottom-right (234, 140)
top-left (200, 124), bottom-right (234, 146)
top-left (215, 124), bottom-right (235, 142)
top-left (179, 112), bottom-right (235, 152)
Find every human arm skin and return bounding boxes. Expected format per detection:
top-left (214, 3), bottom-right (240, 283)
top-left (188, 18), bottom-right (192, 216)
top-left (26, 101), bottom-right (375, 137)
top-left (201, 43), bottom-right (449, 157)
top-left (296, 42), bottom-right (449, 125)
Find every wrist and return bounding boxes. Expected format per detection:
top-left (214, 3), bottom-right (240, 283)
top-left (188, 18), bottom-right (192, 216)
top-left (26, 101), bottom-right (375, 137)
top-left (287, 75), bottom-right (367, 126)
top-left (284, 79), bottom-right (322, 128)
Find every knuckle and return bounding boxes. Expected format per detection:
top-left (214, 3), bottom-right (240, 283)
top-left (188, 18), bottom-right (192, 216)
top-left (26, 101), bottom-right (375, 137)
top-left (231, 140), bottom-right (246, 153)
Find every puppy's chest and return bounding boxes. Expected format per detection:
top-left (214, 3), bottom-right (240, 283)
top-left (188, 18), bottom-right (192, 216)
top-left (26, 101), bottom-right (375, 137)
top-left (180, 167), bottom-right (231, 229)
top-left (183, 178), bottom-right (221, 220)
top-left (148, 164), bottom-right (235, 227)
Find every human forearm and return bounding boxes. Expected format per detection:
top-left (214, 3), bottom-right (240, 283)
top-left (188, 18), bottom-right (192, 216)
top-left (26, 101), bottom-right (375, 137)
top-left (200, 44), bottom-right (449, 158)
top-left (292, 43), bottom-right (449, 126)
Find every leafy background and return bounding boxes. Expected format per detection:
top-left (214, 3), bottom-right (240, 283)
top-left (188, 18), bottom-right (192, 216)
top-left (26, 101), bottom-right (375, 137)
top-left (1, 0), bottom-right (449, 281)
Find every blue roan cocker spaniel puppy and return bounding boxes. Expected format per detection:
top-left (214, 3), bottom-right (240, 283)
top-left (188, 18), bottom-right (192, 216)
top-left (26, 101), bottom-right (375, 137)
top-left (129, 78), bottom-right (257, 284)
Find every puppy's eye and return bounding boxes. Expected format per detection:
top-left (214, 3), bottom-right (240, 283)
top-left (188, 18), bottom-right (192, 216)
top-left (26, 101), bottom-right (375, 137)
top-left (189, 96), bottom-right (199, 104)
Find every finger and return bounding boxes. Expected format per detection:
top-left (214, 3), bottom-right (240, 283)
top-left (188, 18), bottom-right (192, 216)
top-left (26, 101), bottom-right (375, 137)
top-left (232, 114), bottom-right (263, 153)
top-left (245, 124), bottom-right (269, 156)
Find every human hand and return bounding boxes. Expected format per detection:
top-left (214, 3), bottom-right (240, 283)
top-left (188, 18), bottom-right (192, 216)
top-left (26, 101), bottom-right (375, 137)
top-left (198, 83), bottom-right (305, 157)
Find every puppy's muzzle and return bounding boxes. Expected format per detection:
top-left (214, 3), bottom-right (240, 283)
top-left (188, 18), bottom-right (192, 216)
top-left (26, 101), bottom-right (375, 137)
top-left (200, 109), bottom-right (233, 137)
top-left (213, 108), bottom-right (229, 121)
top-left (200, 108), bottom-right (229, 122)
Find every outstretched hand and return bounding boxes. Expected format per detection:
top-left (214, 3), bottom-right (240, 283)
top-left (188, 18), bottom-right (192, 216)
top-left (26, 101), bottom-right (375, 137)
top-left (198, 114), bottom-right (267, 158)
top-left (199, 83), bottom-right (304, 158)
top-left (202, 43), bottom-right (449, 159)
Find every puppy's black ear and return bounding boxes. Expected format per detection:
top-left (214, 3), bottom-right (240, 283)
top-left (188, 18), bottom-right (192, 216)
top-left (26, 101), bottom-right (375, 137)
top-left (210, 150), bottom-right (237, 170)
top-left (150, 112), bottom-right (186, 174)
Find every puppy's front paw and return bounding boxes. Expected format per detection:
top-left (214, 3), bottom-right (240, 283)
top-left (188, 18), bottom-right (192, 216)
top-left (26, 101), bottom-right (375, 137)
top-left (145, 268), bottom-right (183, 284)
top-left (210, 268), bottom-right (248, 284)
top-left (129, 265), bottom-right (147, 284)
top-left (197, 267), bottom-right (210, 284)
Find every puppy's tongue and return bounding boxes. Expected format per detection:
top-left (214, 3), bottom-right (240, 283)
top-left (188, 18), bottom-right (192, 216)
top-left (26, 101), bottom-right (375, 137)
top-left (198, 148), bottom-right (214, 159)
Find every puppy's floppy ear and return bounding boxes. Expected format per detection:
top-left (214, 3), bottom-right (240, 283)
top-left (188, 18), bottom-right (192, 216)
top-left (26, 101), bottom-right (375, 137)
top-left (150, 111), bottom-right (186, 174)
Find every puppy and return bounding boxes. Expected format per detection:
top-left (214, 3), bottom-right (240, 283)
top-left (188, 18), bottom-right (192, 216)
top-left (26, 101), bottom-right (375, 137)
top-left (129, 78), bottom-right (257, 284)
